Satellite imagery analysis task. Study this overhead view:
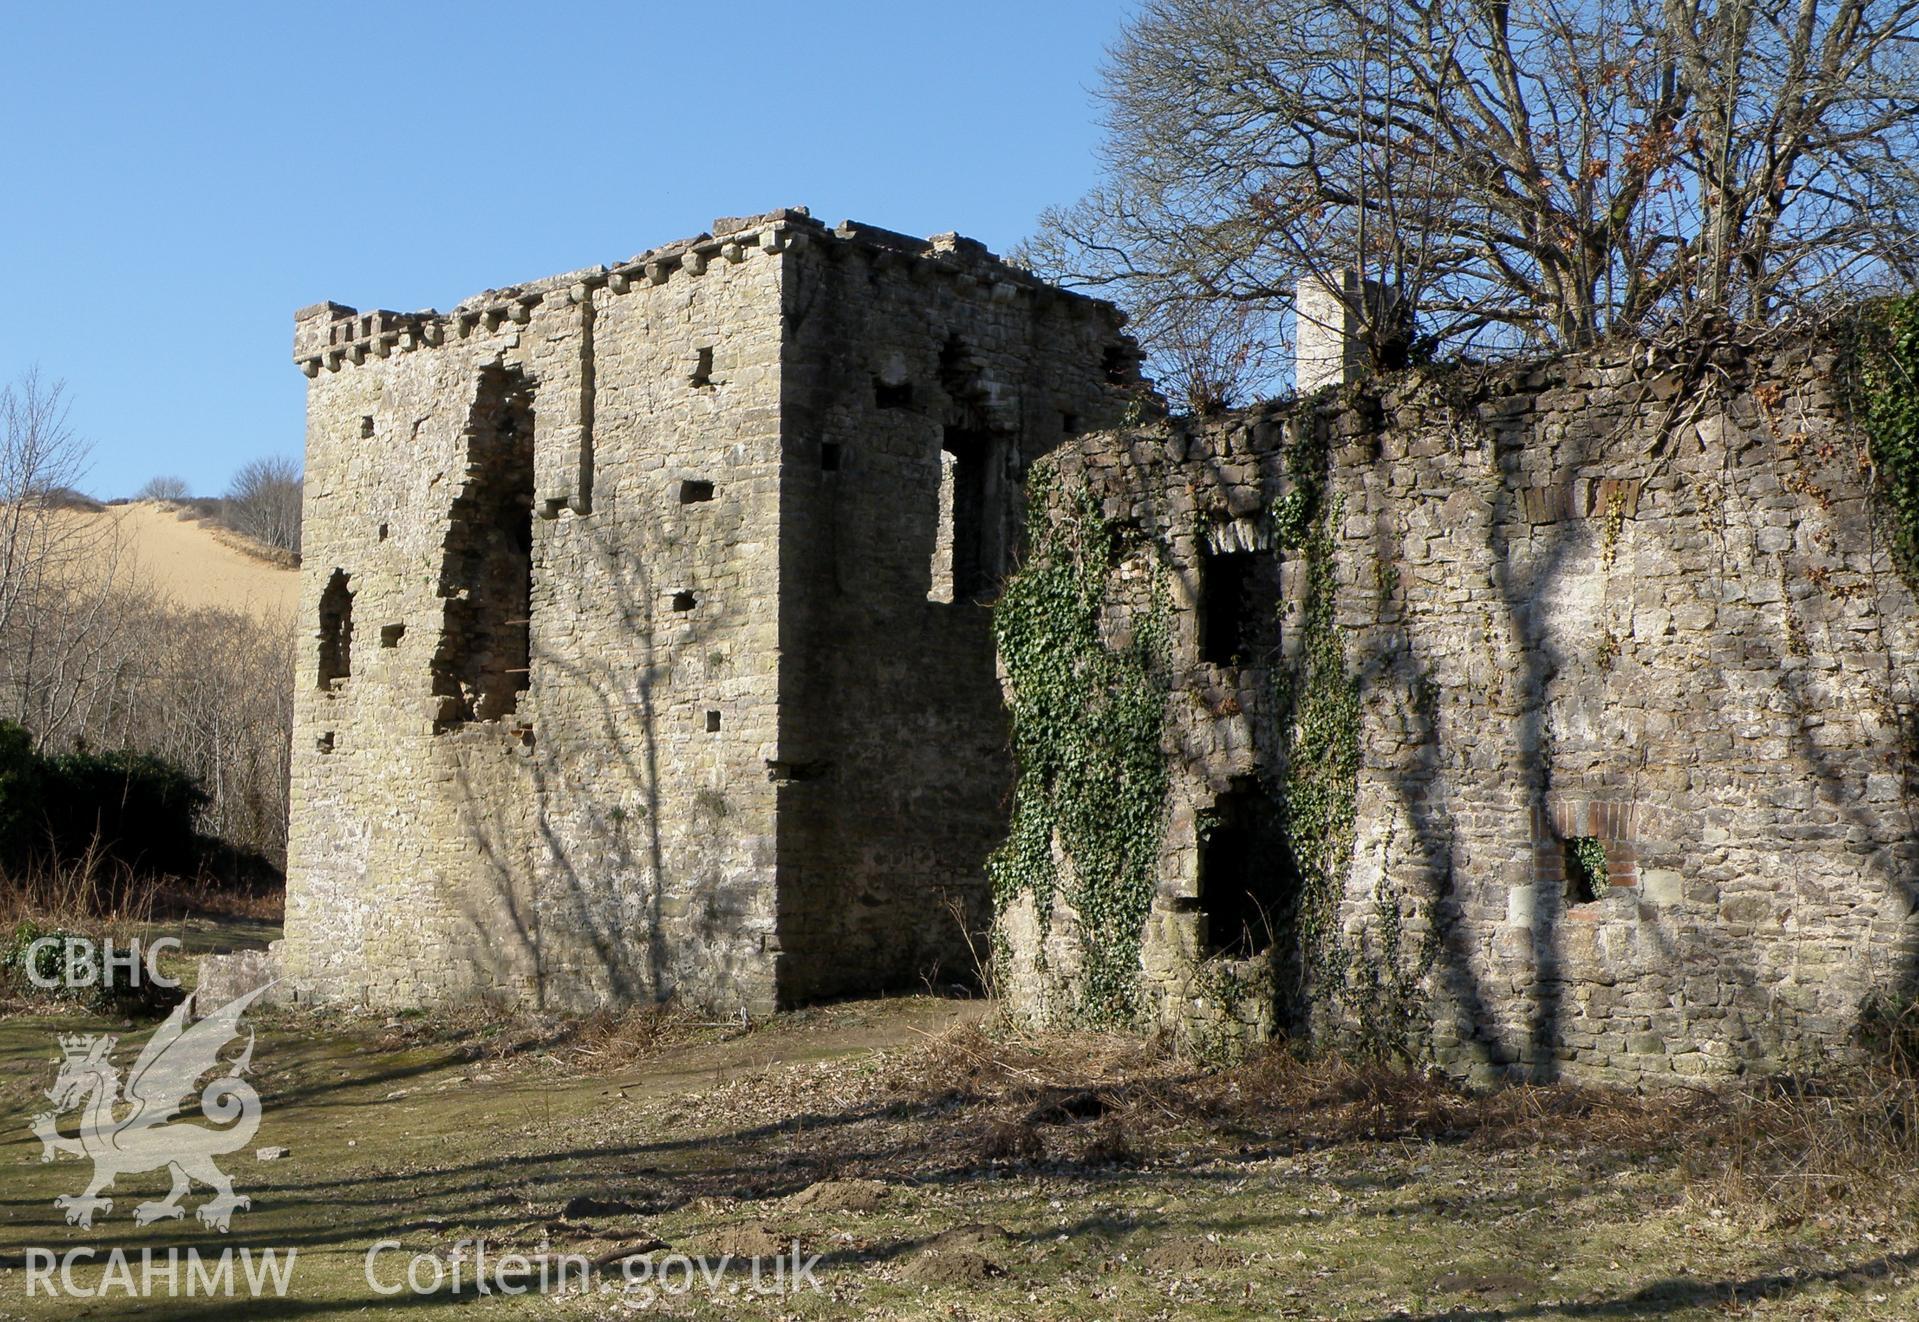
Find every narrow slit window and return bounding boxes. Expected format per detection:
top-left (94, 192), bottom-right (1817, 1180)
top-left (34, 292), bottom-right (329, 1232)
top-left (931, 427), bottom-right (995, 603)
top-left (705, 710), bottom-right (722, 732)
top-left (690, 346), bottom-right (714, 387)
top-left (820, 442), bottom-right (842, 472)
top-left (318, 570), bottom-right (353, 689)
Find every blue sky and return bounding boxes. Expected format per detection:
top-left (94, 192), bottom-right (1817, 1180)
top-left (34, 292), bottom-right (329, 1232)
top-left (0, 2), bottom-right (1133, 499)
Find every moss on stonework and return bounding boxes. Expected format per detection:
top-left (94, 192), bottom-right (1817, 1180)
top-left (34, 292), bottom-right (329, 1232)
top-left (990, 464), bottom-right (1170, 1026)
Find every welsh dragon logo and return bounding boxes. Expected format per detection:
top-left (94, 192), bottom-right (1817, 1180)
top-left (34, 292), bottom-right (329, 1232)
top-left (30, 985), bottom-right (269, 1232)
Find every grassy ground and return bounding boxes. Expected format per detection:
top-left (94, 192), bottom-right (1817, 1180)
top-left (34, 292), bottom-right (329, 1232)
top-left (0, 929), bottom-right (1915, 1320)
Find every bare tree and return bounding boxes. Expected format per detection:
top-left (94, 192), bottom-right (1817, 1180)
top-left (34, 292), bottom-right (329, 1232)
top-left (0, 370), bottom-right (94, 646)
top-left (1028, 0), bottom-right (1919, 396)
top-left (121, 602), bottom-right (295, 867)
top-left (135, 474), bottom-right (191, 502)
top-left (0, 372), bottom-right (298, 871)
top-left (224, 455), bottom-right (303, 555)
top-left (0, 370), bottom-right (136, 743)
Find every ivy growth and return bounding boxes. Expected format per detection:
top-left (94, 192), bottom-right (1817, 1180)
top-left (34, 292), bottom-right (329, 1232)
top-left (990, 466), bottom-right (1170, 1026)
top-left (1566, 835), bottom-right (1609, 903)
top-left (1272, 404), bottom-right (1434, 1058)
top-left (1275, 492), bottom-right (1363, 1017)
top-left (1851, 295), bottom-right (1919, 584)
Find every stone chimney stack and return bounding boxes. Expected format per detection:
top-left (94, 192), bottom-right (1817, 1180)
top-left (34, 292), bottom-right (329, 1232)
top-left (1295, 269), bottom-right (1390, 394)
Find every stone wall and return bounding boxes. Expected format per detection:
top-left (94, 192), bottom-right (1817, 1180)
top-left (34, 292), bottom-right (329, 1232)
top-left (774, 228), bottom-right (1132, 1000)
top-left (998, 340), bottom-right (1919, 1084)
top-left (283, 210), bottom-right (1132, 1012)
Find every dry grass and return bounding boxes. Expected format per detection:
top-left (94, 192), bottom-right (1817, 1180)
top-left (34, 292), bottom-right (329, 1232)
top-left (0, 849), bottom-right (284, 933)
top-left (1686, 1065), bottom-right (1919, 1227)
top-left (152, 870), bottom-right (284, 922)
top-left (7, 992), bottom-right (1916, 1318)
top-left (59, 501), bottom-right (297, 617)
top-left (369, 998), bottom-right (733, 1075)
top-left (860, 1020), bottom-right (1701, 1161)
top-left (668, 1011), bottom-right (1919, 1238)
top-left (0, 840), bottom-right (160, 930)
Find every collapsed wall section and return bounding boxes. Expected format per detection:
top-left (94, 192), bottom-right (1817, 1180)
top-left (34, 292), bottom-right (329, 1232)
top-left (432, 363), bottom-right (535, 729)
top-left (998, 342), bottom-right (1919, 1083)
top-left (283, 219), bottom-right (790, 1011)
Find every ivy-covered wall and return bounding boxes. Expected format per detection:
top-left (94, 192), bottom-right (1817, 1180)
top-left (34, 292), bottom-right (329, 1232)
top-left (995, 336), bottom-right (1919, 1084)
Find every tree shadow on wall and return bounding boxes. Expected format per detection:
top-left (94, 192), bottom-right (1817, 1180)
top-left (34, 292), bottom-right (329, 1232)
top-left (1364, 360), bottom-right (1919, 1081)
top-left (438, 476), bottom-right (764, 1012)
top-left (1084, 358), bottom-right (1919, 1080)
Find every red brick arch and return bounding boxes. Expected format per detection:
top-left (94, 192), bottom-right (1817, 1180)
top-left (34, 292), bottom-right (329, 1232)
top-left (1532, 795), bottom-right (1641, 890)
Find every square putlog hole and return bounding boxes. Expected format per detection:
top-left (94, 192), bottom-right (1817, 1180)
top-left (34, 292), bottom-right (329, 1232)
top-left (679, 479), bottom-right (715, 504)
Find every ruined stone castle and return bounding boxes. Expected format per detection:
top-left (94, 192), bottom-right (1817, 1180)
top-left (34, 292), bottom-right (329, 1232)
top-left (271, 209), bottom-right (1919, 1084)
top-left (279, 209), bottom-right (1136, 1011)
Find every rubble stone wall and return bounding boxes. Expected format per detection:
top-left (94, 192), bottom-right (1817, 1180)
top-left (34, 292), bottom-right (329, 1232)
top-left (283, 210), bottom-right (1133, 1012)
top-left (1000, 342), bottom-right (1919, 1084)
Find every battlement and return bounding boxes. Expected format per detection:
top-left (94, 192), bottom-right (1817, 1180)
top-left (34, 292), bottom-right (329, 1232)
top-left (293, 207), bottom-right (1120, 378)
top-left (283, 203), bottom-right (1137, 1016)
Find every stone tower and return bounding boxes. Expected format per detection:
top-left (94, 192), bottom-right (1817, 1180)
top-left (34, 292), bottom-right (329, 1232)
top-left (281, 209), bottom-right (1137, 1011)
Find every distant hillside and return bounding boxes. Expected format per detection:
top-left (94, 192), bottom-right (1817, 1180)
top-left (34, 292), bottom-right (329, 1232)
top-left (71, 500), bottom-right (298, 619)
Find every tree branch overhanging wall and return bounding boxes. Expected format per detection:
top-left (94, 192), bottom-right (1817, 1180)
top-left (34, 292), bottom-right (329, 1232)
top-left (1025, 0), bottom-right (1919, 405)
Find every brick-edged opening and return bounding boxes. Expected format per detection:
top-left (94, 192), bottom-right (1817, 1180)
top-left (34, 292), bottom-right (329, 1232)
top-left (1532, 796), bottom-right (1640, 901)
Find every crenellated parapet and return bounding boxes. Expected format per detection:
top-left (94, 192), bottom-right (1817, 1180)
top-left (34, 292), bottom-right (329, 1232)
top-left (293, 207), bottom-right (1124, 379)
top-left (281, 202), bottom-right (1141, 1018)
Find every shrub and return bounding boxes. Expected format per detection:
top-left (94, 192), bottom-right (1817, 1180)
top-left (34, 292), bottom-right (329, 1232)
top-left (134, 474), bottom-right (191, 502)
top-left (0, 722), bottom-right (208, 881)
top-left (0, 917), bottom-right (78, 988)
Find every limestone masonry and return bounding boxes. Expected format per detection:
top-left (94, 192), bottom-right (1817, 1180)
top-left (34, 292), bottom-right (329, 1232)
top-left (281, 209), bottom-right (1136, 1011)
top-left (274, 206), bottom-right (1919, 1084)
top-left (999, 341), bottom-right (1919, 1083)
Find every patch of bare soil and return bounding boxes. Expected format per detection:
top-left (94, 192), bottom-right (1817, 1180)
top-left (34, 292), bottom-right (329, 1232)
top-left (782, 1177), bottom-right (892, 1212)
top-left (902, 1245), bottom-right (1006, 1285)
top-left (695, 1219), bottom-right (792, 1260)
